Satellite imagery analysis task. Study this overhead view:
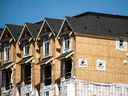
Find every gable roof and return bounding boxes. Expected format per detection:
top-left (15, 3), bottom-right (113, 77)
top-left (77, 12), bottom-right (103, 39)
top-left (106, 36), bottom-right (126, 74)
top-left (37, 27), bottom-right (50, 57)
top-left (26, 21), bottom-right (43, 38)
top-left (45, 18), bottom-right (63, 35)
top-left (65, 12), bottom-right (128, 38)
top-left (6, 24), bottom-right (23, 40)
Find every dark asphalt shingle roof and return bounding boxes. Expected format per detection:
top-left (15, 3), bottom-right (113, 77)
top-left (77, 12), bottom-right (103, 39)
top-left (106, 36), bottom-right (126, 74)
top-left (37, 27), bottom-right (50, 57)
top-left (6, 24), bottom-right (23, 40)
top-left (66, 12), bottom-right (128, 38)
top-left (26, 21), bottom-right (43, 38)
top-left (45, 18), bottom-right (63, 35)
top-left (0, 28), bottom-right (3, 36)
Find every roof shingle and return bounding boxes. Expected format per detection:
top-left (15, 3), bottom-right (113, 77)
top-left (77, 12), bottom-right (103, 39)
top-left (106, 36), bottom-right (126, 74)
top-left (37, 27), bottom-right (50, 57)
top-left (26, 21), bottom-right (43, 38)
top-left (66, 12), bottom-right (128, 38)
top-left (45, 18), bottom-right (63, 35)
top-left (6, 24), bottom-right (23, 40)
top-left (0, 28), bottom-right (3, 36)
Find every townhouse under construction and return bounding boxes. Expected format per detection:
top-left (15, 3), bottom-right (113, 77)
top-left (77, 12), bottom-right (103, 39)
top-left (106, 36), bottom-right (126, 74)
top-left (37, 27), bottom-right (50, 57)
top-left (1, 12), bottom-right (128, 96)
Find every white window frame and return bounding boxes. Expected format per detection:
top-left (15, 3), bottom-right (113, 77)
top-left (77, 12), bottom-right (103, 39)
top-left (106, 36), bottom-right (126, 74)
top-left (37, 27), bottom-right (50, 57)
top-left (62, 37), bottom-right (71, 53)
top-left (43, 40), bottom-right (50, 57)
top-left (4, 46), bottom-right (10, 62)
top-left (23, 44), bottom-right (29, 57)
top-left (96, 59), bottom-right (106, 71)
top-left (116, 38), bottom-right (127, 51)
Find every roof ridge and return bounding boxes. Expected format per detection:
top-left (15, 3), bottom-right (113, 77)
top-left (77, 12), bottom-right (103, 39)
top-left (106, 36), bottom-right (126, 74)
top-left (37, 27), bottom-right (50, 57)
top-left (6, 24), bottom-right (22, 26)
top-left (73, 11), bottom-right (128, 19)
top-left (45, 17), bottom-right (63, 21)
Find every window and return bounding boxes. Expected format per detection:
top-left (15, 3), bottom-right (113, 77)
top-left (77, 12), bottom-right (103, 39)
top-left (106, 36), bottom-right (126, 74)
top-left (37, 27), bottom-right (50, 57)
top-left (79, 57), bottom-right (88, 67)
top-left (23, 44), bottom-right (29, 57)
top-left (62, 36), bottom-right (71, 53)
top-left (23, 64), bottom-right (31, 84)
top-left (2, 68), bottom-right (12, 90)
top-left (42, 63), bottom-right (52, 86)
top-left (116, 38), bottom-right (127, 51)
top-left (61, 58), bottom-right (72, 79)
top-left (96, 59), bottom-right (106, 71)
top-left (43, 40), bottom-right (50, 57)
top-left (4, 46), bottom-right (10, 62)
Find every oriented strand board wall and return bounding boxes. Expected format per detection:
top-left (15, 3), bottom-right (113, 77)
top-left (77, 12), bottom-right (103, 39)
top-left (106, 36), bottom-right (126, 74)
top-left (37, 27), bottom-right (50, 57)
top-left (53, 38), bottom-right (61, 81)
top-left (33, 64), bottom-right (40, 86)
top-left (75, 35), bottom-right (128, 83)
top-left (15, 64), bottom-right (21, 83)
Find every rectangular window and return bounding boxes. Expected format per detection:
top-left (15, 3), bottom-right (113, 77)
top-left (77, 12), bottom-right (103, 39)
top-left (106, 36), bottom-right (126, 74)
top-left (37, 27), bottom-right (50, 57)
top-left (4, 46), bottom-right (10, 62)
top-left (61, 58), bottom-right (72, 79)
top-left (43, 40), bottom-right (50, 57)
top-left (116, 38), bottom-right (127, 51)
top-left (23, 64), bottom-right (31, 84)
top-left (23, 45), bottom-right (29, 57)
top-left (42, 63), bottom-right (52, 86)
top-left (2, 69), bottom-right (12, 90)
top-left (62, 37), bottom-right (71, 53)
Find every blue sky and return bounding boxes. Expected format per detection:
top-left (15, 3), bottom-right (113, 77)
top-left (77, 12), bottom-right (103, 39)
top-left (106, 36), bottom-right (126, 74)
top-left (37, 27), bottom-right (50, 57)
top-left (0, 0), bottom-right (128, 28)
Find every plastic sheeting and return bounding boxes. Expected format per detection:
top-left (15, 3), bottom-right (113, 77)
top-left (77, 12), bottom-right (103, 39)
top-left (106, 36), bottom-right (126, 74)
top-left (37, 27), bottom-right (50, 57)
top-left (60, 79), bottom-right (128, 96)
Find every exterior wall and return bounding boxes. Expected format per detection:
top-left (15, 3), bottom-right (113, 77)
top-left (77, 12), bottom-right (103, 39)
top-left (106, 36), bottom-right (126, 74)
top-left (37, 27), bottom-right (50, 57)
top-left (54, 38), bottom-right (61, 82)
top-left (33, 41), bottom-right (41, 86)
top-left (75, 35), bottom-right (128, 84)
top-left (15, 42), bottom-right (22, 84)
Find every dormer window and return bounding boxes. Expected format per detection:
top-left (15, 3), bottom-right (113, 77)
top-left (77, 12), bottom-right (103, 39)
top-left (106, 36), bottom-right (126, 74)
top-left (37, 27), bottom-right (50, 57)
top-left (23, 44), bottom-right (29, 57)
top-left (4, 46), bottom-right (10, 62)
top-left (62, 36), bottom-right (71, 53)
top-left (116, 38), bottom-right (127, 51)
top-left (43, 39), bottom-right (50, 57)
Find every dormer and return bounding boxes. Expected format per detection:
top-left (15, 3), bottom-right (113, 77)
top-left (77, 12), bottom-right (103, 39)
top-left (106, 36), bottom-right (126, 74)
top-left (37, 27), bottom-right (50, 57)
top-left (57, 19), bottom-right (74, 79)
top-left (57, 18), bottom-right (75, 55)
top-left (37, 19), bottom-right (55, 59)
top-left (18, 24), bottom-right (33, 58)
top-left (0, 25), bottom-right (16, 64)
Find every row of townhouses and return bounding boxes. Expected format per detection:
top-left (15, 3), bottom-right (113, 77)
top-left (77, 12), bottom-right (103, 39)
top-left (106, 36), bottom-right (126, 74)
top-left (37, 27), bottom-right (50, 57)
top-left (0, 12), bottom-right (128, 96)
